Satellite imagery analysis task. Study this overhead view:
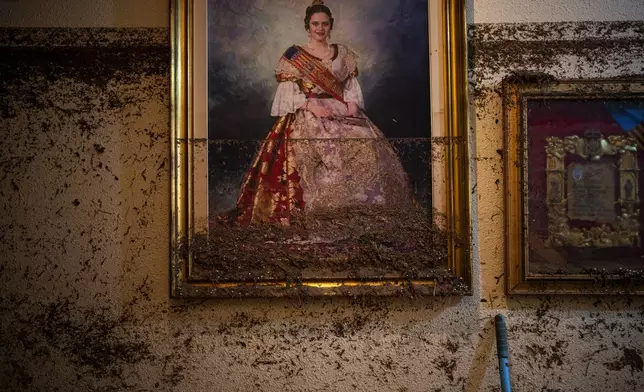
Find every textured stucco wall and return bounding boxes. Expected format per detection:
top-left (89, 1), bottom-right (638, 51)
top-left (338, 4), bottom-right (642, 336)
top-left (0, 0), bottom-right (167, 27)
top-left (2, 0), bottom-right (642, 27)
top-left (1, 1), bottom-right (644, 392)
top-left (468, 0), bottom-right (644, 23)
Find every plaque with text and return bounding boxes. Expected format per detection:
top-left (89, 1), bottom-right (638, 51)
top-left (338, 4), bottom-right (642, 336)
top-left (545, 132), bottom-right (639, 248)
top-left (566, 162), bottom-right (615, 223)
top-left (505, 79), bottom-right (644, 294)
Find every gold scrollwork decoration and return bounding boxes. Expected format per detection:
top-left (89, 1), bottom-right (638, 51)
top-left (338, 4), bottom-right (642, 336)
top-left (546, 132), bottom-right (640, 248)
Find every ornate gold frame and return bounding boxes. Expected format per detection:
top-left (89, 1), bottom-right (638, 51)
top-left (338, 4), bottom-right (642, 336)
top-left (546, 134), bottom-right (639, 248)
top-left (505, 79), bottom-right (644, 295)
top-left (171, 0), bottom-right (470, 298)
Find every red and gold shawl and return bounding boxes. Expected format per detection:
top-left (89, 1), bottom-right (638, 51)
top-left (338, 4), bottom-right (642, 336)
top-left (275, 44), bottom-right (358, 101)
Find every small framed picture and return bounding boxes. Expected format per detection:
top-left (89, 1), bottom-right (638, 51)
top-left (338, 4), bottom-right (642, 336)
top-left (504, 77), bottom-right (644, 294)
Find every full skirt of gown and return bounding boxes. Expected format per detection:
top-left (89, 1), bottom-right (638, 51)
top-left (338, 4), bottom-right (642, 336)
top-left (231, 98), bottom-right (414, 226)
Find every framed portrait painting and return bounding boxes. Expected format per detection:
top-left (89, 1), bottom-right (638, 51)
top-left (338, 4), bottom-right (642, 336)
top-left (505, 78), bottom-right (644, 294)
top-left (171, 0), bottom-right (470, 298)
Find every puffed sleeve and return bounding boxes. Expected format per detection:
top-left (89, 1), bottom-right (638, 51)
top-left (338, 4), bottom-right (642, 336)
top-left (270, 81), bottom-right (307, 117)
top-left (343, 76), bottom-right (365, 109)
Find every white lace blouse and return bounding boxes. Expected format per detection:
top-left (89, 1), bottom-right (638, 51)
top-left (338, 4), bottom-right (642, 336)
top-left (270, 73), bottom-right (365, 117)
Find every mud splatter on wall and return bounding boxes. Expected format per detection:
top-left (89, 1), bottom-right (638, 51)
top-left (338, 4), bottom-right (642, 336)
top-left (1, 19), bottom-right (644, 392)
top-left (471, 20), bottom-right (644, 391)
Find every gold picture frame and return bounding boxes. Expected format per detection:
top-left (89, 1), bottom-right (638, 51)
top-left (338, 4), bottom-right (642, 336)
top-left (171, 0), bottom-right (470, 298)
top-left (505, 78), bottom-right (644, 295)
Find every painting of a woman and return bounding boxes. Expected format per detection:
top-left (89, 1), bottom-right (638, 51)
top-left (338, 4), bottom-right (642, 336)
top-left (223, 0), bottom-right (415, 227)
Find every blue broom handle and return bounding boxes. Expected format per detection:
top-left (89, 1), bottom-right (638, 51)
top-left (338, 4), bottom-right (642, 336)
top-left (495, 314), bottom-right (512, 392)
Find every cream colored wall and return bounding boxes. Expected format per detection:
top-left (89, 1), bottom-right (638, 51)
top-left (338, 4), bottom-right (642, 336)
top-left (0, 0), bottom-right (167, 27)
top-left (469, 6), bottom-right (644, 307)
top-left (2, 0), bottom-right (641, 27)
top-left (2, 1), bottom-right (644, 391)
top-left (468, 0), bottom-right (643, 23)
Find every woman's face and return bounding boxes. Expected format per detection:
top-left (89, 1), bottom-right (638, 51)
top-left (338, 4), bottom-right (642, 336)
top-left (308, 12), bottom-right (331, 42)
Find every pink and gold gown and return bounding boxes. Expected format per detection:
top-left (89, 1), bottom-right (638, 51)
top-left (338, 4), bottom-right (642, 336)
top-left (230, 43), bottom-right (414, 226)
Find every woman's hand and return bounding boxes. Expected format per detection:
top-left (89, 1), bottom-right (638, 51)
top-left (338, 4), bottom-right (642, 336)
top-left (307, 102), bottom-right (333, 118)
top-left (346, 102), bottom-right (359, 116)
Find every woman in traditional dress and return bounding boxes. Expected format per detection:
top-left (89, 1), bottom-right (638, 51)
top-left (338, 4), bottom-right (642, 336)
top-left (228, 0), bottom-right (414, 226)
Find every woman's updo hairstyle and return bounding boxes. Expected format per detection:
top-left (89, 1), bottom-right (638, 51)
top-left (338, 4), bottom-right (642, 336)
top-left (304, 0), bottom-right (334, 31)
